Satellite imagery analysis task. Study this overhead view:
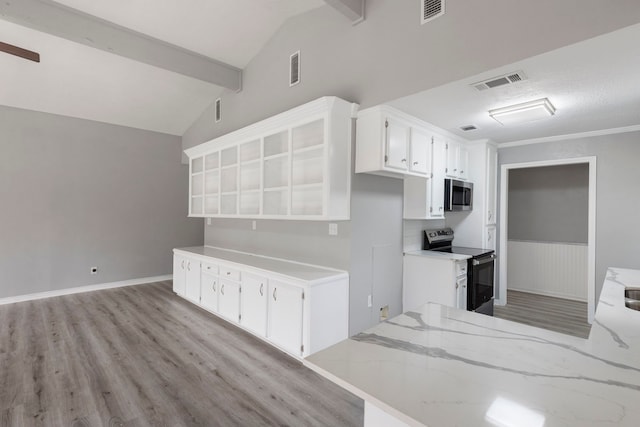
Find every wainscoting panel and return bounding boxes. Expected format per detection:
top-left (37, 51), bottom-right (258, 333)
top-left (507, 240), bottom-right (587, 301)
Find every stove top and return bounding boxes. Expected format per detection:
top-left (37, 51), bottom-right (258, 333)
top-left (431, 246), bottom-right (494, 258)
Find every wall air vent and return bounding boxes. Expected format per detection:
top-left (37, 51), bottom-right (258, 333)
top-left (289, 51), bottom-right (300, 86)
top-left (460, 125), bottom-right (477, 132)
top-left (422, 0), bottom-right (445, 24)
top-left (215, 98), bottom-right (221, 122)
top-left (472, 71), bottom-right (528, 91)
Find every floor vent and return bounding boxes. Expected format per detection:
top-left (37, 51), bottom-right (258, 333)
top-left (422, 0), bottom-right (445, 24)
top-left (215, 98), bottom-right (221, 122)
top-left (472, 71), bottom-right (527, 91)
top-left (289, 51), bottom-right (300, 86)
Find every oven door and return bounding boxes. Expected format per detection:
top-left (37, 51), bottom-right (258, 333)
top-left (468, 254), bottom-right (495, 311)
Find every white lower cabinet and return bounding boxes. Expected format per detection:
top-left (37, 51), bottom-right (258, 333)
top-left (172, 247), bottom-right (348, 358)
top-left (200, 271), bottom-right (219, 312)
top-left (240, 273), bottom-right (268, 337)
top-left (173, 254), bottom-right (187, 296)
top-left (267, 280), bottom-right (304, 356)
top-left (218, 278), bottom-right (240, 322)
top-left (173, 253), bottom-right (201, 301)
top-left (403, 254), bottom-right (468, 311)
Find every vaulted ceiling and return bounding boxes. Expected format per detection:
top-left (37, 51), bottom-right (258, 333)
top-left (0, 0), bottom-right (326, 135)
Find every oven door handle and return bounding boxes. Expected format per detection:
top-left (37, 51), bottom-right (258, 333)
top-left (472, 254), bottom-right (496, 266)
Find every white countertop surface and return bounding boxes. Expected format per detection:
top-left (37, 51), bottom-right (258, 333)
top-left (404, 250), bottom-right (472, 261)
top-left (305, 267), bottom-right (640, 426)
top-left (174, 246), bottom-right (347, 283)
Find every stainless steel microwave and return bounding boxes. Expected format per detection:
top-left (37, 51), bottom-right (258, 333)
top-left (445, 179), bottom-right (473, 211)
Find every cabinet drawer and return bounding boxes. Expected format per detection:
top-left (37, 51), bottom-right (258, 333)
top-left (455, 261), bottom-right (468, 277)
top-left (202, 262), bottom-right (218, 275)
top-left (219, 266), bottom-right (241, 281)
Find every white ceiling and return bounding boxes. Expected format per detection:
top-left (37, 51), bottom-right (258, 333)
top-left (390, 23), bottom-right (640, 145)
top-left (0, 0), bottom-right (323, 135)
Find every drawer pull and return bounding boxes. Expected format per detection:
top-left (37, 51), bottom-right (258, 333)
top-left (226, 271), bottom-right (231, 276)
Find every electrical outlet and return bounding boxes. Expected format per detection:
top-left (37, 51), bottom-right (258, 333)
top-left (329, 223), bottom-right (338, 236)
top-left (90, 266), bottom-right (98, 275)
top-left (367, 294), bottom-right (372, 308)
top-left (252, 220), bottom-right (256, 230)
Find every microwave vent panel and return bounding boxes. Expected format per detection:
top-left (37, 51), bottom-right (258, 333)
top-left (472, 71), bottom-right (527, 91)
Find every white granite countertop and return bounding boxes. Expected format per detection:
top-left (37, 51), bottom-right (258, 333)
top-left (404, 250), bottom-right (472, 261)
top-left (305, 267), bottom-right (640, 426)
top-left (174, 246), bottom-right (347, 284)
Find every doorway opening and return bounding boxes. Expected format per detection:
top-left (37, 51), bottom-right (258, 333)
top-left (497, 157), bottom-right (596, 335)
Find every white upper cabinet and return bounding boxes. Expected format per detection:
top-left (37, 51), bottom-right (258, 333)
top-left (185, 97), bottom-right (358, 220)
top-left (403, 133), bottom-right (446, 220)
top-left (356, 105), bottom-right (434, 179)
top-left (446, 141), bottom-right (469, 180)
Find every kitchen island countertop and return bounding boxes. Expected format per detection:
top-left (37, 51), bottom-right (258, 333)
top-left (305, 268), bottom-right (640, 426)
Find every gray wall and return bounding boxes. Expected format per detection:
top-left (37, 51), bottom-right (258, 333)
top-left (184, 0), bottom-right (640, 334)
top-left (0, 106), bottom-right (203, 299)
top-left (508, 164), bottom-right (589, 243)
top-left (499, 130), bottom-right (640, 300)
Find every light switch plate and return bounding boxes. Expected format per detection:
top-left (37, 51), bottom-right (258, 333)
top-left (329, 223), bottom-right (338, 236)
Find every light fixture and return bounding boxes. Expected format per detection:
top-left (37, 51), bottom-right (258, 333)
top-left (489, 98), bottom-right (556, 125)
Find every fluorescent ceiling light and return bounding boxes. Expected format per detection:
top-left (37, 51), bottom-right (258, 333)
top-left (489, 98), bottom-right (556, 125)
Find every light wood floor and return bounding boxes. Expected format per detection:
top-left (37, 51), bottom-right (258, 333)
top-left (494, 290), bottom-right (591, 339)
top-left (0, 281), bottom-right (363, 426)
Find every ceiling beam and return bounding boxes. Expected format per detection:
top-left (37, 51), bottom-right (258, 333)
top-left (323, 0), bottom-right (365, 24)
top-left (0, 0), bottom-right (242, 91)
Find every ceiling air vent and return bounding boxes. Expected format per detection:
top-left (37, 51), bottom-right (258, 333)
top-left (215, 98), bottom-right (221, 122)
top-left (460, 125), bottom-right (477, 132)
top-left (289, 51), bottom-right (300, 87)
top-left (422, 0), bottom-right (445, 24)
top-left (472, 71), bottom-right (527, 91)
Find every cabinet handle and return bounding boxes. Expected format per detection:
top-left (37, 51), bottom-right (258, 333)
top-left (221, 284), bottom-right (225, 296)
top-left (187, 262), bottom-right (191, 271)
top-left (456, 283), bottom-right (459, 289)
top-left (413, 161), bottom-right (418, 165)
top-left (181, 260), bottom-right (185, 269)
top-left (259, 283), bottom-right (264, 296)
top-left (454, 168), bottom-right (458, 172)
top-left (226, 271), bottom-right (231, 276)
top-left (488, 211), bottom-right (492, 221)
top-left (460, 170), bottom-right (464, 174)
top-left (401, 158), bottom-right (407, 163)
top-left (212, 281), bottom-right (216, 292)
top-left (273, 288), bottom-right (277, 301)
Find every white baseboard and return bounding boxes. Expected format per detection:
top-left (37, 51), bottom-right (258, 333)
top-left (0, 274), bottom-right (172, 306)
top-left (507, 286), bottom-right (588, 303)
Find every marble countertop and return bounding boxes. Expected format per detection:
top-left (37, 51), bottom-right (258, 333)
top-left (174, 246), bottom-right (347, 284)
top-left (404, 250), bottom-right (471, 261)
top-left (305, 268), bottom-right (640, 426)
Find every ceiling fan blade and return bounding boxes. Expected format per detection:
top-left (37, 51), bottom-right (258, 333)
top-left (0, 41), bottom-right (40, 62)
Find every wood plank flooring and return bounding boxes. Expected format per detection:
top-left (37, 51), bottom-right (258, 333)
top-left (494, 290), bottom-right (591, 339)
top-left (0, 281), bottom-right (363, 427)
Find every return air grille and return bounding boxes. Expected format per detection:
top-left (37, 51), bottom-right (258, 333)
top-left (472, 71), bottom-right (528, 91)
top-left (422, 0), bottom-right (445, 24)
top-left (289, 51), bottom-right (300, 86)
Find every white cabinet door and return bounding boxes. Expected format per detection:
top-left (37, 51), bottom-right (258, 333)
top-left (384, 118), bottom-right (410, 171)
top-left (456, 276), bottom-right (468, 310)
top-left (173, 254), bottom-right (186, 296)
top-left (486, 226), bottom-right (497, 251)
top-left (240, 273), bottom-right (268, 337)
top-left (267, 280), bottom-right (304, 356)
top-left (409, 128), bottom-right (431, 175)
top-left (200, 272), bottom-right (219, 313)
top-left (458, 146), bottom-right (469, 181)
top-left (218, 279), bottom-right (240, 322)
top-left (446, 140), bottom-right (459, 178)
top-left (430, 136), bottom-right (447, 217)
top-left (486, 144), bottom-right (497, 225)
top-left (185, 258), bottom-right (201, 303)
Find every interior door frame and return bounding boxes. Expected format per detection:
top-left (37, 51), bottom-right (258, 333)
top-left (498, 156), bottom-right (597, 324)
